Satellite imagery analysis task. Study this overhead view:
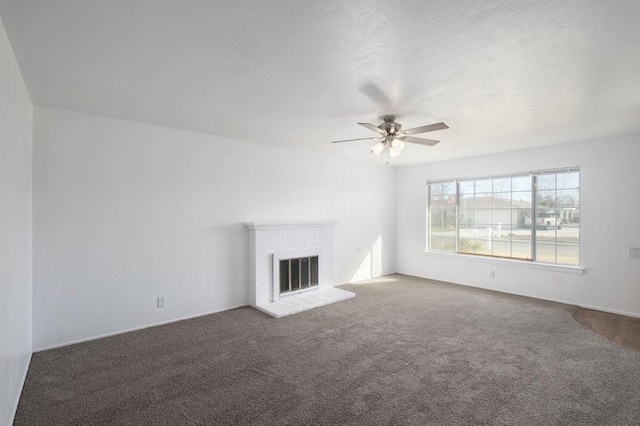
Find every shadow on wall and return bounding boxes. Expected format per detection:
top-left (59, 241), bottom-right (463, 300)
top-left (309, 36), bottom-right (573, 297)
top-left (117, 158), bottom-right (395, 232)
top-left (351, 234), bottom-right (383, 282)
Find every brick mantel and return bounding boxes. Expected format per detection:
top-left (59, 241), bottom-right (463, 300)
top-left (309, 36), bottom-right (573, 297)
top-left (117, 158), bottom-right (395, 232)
top-left (245, 220), bottom-right (338, 231)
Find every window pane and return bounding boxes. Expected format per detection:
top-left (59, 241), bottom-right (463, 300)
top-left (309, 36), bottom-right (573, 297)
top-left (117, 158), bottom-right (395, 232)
top-left (493, 193), bottom-right (512, 207)
top-left (475, 179), bottom-right (493, 193)
top-left (458, 226), bottom-right (475, 241)
top-left (492, 210), bottom-right (512, 229)
top-left (430, 209), bottom-right (456, 233)
top-left (472, 240), bottom-right (492, 256)
top-left (474, 193), bottom-right (493, 206)
top-left (459, 194), bottom-right (474, 227)
top-left (536, 240), bottom-right (556, 263)
top-left (459, 238), bottom-right (482, 254)
top-left (442, 195), bottom-right (457, 209)
top-left (557, 244), bottom-right (579, 265)
top-left (492, 240), bottom-right (512, 258)
top-left (557, 189), bottom-right (579, 211)
top-left (430, 236), bottom-right (455, 253)
top-left (442, 210), bottom-right (457, 228)
top-left (512, 176), bottom-right (531, 191)
top-left (512, 191), bottom-right (532, 203)
top-left (557, 172), bottom-right (579, 190)
top-left (442, 182), bottom-right (456, 195)
top-left (459, 181), bottom-right (476, 195)
top-left (431, 181), bottom-right (456, 197)
top-left (474, 209), bottom-right (493, 227)
top-left (511, 240), bottom-right (532, 260)
top-left (537, 190), bottom-right (556, 210)
top-left (537, 174), bottom-right (556, 189)
top-left (493, 178), bottom-right (511, 192)
top-left (429, 195), bottom-right (444, 208)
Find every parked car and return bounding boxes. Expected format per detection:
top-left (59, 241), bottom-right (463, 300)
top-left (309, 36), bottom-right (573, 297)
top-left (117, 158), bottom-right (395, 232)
top-left (538, 212), bottom-right (562, 229)
top-left (524, 212), bottom-right (563, 230)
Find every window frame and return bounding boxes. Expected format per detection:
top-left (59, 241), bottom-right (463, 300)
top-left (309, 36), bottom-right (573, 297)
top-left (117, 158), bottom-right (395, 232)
top-left (427, 167), bottom-right (580, 267)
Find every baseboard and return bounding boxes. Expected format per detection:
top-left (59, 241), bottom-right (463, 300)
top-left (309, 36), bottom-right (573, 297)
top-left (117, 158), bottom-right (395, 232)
top-left (9, 351), bottom-right (32, 425)
top-left (576, 304), bottom-right (640, 319)
top-left (35, 304), bottom-right (249, 352)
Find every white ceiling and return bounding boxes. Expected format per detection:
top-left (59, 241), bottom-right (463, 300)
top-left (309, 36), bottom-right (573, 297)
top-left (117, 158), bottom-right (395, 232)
top-left (2, 0), bottom-right (640, 166)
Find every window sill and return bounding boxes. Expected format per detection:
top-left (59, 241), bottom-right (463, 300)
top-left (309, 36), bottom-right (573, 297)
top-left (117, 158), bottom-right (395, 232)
top-left (423, 251), bottom-right (585, 274)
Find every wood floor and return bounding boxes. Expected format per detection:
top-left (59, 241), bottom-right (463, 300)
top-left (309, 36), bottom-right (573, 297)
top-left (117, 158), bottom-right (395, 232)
top-left (573, 307), bottom-right (640, 352)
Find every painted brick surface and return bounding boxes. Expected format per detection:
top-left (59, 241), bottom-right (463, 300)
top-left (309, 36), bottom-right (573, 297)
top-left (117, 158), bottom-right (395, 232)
top-left (246, 221), bottom-right (337, 306)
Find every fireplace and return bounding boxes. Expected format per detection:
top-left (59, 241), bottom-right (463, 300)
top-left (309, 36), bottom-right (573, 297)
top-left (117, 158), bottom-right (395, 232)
top-left (245, 220), bottom-right (354, 317)
top-left (245, 221), bottom-right (354, 310)
top-left (245, 221), bottom-right (336, 304)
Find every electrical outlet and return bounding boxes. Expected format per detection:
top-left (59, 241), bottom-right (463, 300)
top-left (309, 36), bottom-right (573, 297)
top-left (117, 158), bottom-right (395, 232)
top-left (157, 296), bottom-right (165, 308)
top-left (489, 270), bottom-right (495, 278)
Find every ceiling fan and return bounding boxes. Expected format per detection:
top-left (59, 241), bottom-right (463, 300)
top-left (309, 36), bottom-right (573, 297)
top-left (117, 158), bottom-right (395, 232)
top-left (331, 115), bottom-right (449, 158)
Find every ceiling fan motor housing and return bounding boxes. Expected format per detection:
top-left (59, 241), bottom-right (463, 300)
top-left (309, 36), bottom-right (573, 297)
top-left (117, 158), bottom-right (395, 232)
top-left (379, 116), bottom-right (402, 136)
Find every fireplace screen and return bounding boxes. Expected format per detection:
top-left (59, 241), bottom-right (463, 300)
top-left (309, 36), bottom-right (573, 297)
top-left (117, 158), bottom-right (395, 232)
top-left (279, 256), bottom-right (319, 295)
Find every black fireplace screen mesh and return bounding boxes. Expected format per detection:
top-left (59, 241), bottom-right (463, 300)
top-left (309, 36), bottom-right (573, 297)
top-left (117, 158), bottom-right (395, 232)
top-left (279, 256), bottom-right (319, 294)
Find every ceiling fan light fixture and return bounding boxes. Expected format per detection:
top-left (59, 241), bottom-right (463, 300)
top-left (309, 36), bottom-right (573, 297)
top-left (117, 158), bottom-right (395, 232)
top-left (371, 141), bottom-right (385, 156)
top-left (389, 146), bottom-right (401, 158)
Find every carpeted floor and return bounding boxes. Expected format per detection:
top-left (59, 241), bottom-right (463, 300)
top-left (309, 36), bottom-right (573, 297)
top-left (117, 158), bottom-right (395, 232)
top-left (15, 274), bottom-right (640, 425)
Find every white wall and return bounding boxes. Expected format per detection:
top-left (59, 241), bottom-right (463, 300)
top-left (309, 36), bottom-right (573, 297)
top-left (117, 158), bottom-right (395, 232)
top-left (396, 134), bottom-right (640, 317)
top-left (0, 17), bottom-right (32, 426)
top-left (33, 106), bottom-right (396, 350)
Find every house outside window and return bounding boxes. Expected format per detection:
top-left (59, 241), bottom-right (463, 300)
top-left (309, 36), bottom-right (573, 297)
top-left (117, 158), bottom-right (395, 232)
top-left (427, 168), bottom-right (580, 266)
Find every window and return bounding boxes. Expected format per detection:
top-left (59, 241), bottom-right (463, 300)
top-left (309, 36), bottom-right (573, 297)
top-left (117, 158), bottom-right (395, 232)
top-left (427, 168), bottom-right (580, 266)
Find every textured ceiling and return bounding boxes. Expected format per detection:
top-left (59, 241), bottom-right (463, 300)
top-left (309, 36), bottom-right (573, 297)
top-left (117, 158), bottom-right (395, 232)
top-left (2, 0), bottom-right (640, 165)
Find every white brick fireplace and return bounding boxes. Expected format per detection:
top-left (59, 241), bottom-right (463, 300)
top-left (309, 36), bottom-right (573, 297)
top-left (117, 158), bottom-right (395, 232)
top-left (245, 220), bottom-right (355, 318)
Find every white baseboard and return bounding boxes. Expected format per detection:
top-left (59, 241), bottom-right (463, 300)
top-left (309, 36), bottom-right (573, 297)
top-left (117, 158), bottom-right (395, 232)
top-left (35, 304), bottom-right (248, 352)
top-left (576, 304), bottom-right (640, 319)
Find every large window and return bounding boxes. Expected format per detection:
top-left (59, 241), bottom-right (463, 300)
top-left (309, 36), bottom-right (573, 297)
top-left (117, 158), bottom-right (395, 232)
top-left (428, 168), bottom-right (580, 266)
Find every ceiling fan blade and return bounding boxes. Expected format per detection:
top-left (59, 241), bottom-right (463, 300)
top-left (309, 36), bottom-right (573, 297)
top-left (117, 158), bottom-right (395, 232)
top-left (401, 122), bottom-right (449, 136)
top-left (358, 122), bottom-right (386, 135)
top-left (400, 136), bottom-right (440, 146)
top-left (331, 136), bottom-right (383, 144)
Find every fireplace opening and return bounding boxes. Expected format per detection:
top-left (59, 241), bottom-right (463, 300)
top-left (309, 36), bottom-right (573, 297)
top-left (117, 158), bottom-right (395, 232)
top-left (279, 255), bottom-right (319, 295)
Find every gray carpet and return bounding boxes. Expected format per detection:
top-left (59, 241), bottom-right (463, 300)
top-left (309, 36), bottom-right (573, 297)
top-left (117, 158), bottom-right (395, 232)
top-left (15, 274), bottom-right (640, 425)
